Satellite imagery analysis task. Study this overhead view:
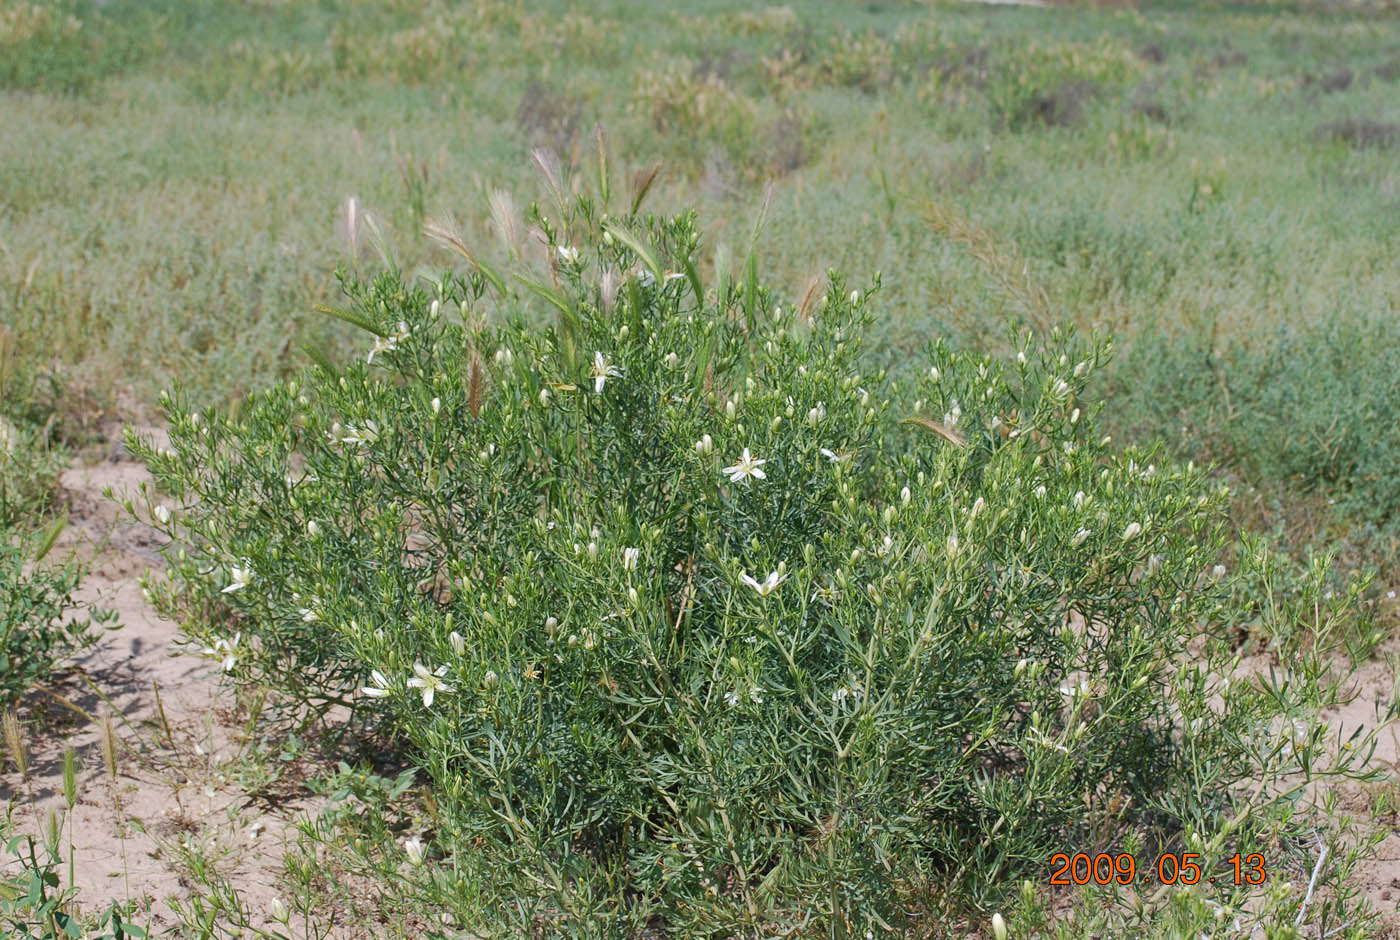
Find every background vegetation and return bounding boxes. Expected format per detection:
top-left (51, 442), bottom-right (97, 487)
top-left (2, 0), bottom-right (1399, 936)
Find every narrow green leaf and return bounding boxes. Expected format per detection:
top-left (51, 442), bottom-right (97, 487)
top-left (682, 254), bottom-right (704, 309)
top-left (692, 327), bottom-right (716, 392)
top-left (602, 222), bottom-right (663, 285)
top-left (32, 511), bottom-right (67, 563)
top-left (742, 248), bottom-right (758, 333)
top-left (300, 343), bottom-right (340, 378)
top-left (513, 275), bottom-right (573, 319)
top-left (595, 124), bottom-right (610, 210)
top-left (474, 257), bottom-right (507, 298)
top-left (314, 304), bottom-right (385, 338)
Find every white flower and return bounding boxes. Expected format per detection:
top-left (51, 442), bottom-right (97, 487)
top-left (557, 244), bottom-right (580, 264)
top-left (622, 547), bottom-right (640, 570)
top-left (340, 421), bottom-right (380, 446)
top-left (482, 669), bottom-right (499, 688)
top-left (300, 607), bottom-right (318, 622)
top-left (1059, 680), bottom-right (1091, 699)
top-left (1072, 491), bottom-right (1087, 508)
top-left (449, 631), bottom-right (466, 656)
top-left (202, 634), bottom-right (241, 672)
top-left (807, 402), bottom-right (826, 427)
top-left (222, 564), bottom-right (253, 594)
top-left (724, 689), bottom-right (741, 708)
top-left (665, 351), bottom-right (680, 369)
top-left (969, 496), bottom-right (985, 519)
top-left (694, 434), bottom-right (714, 455)
top-left (403, 836), bottom-right (427, 866)
top-left (749, 686), bottom-right (765, 705)
top-left (361, 669), bottom-right (392, 698)
top-left (722, 448), bottom-right (768, 483)
top-left (270, 897), bottom-right (290, 924)
top-left (820, 448), bottom-right (848, 463)
top-left (992, 912), bottom-right (1008, 940)
top-left (366, 335), bottom-right (397, 364)
top-left (405, 662), bottom-right (453, 707)
top-left (1070, 528), bottom-right (1091, 547)
top-left (366, 322), bottom-right (410, 364)
top-left (1121, 522), bottom-right (1142, 541)
top-left (431, 397), bottom-right (441, 414)
top-left (1212, 564), bottom-right (1227, 579)
top-left (153, 505), bottom-right (171, 525)
top-left (590, 351), bottom-right (622, 394)
top-left (1033, 485), bottom-right (1047, 499)
top-left (307, 520), bottom-right (322, 537)
top-left (901, 486), bottom-right (911, 506)
top-left (741, 570), bottom-right (787, 597)
top-left (1387, 590), bottom-right (1396, 600)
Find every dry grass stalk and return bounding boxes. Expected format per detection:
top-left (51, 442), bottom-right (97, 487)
top-left (2, 710), bottom-right (27, 778)
top-left (903, 415), bottom-right (967, 448)
top-left (468, 351), bottom-right (483, 419)
top-left (100, 709), bottom-right (120, 780)
top-left (923, 202), bottom-right (1054, 335)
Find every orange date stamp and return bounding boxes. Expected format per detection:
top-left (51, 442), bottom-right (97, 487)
top-left (1049, 852), bottom-right (1269, 887)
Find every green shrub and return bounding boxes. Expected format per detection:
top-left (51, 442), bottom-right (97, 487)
top-left (1112, 314), bottom-right (1400, 528)
top-left (0, 420), bottom-right (63, 530)
top-left (135, 195), bottom-right (1382, 936)
top-left (0, 0), bottom-right (155, 92)
top-left (0, 523), bottom-right (107, 705)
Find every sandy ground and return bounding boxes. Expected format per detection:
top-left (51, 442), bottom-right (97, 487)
top-left (2, 428), bottom-right (1398, 935)
top-left (0, 430), bottom-right (320, 935)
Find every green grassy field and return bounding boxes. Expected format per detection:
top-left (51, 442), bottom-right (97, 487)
top-left (5, 0), bottom-right (1400, 540)
top-left (3, 0), bottom-right (1400, 936)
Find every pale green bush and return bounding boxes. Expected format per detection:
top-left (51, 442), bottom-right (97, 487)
top-left (133, 193), bottom-right (1383, 936)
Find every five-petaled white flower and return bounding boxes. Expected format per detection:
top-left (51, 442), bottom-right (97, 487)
top-left (202, 633), bottom-right (241, 672)
top-left (361, 669), bottom-right (392, 698)
top-left (340, 421), bottom-right (380, 446)
top-left (557, 245), bottom-right (580, 264)
top-left (222, 564), bottom-right (253, 594)
top-left (406, 662), bottom-right (452, 707)
top-left (724, 688), bottom-right (741, 708)
top-left (366, 322), bottom-right (410, 364)
top-left (590, 351), bottom-right (622, 394)
top-left (622, 547), bottom-right (640, 570)
top-left (722, 448), bottom-right (767, 483)
top-left (741, 570), bottom-right (787, 597)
